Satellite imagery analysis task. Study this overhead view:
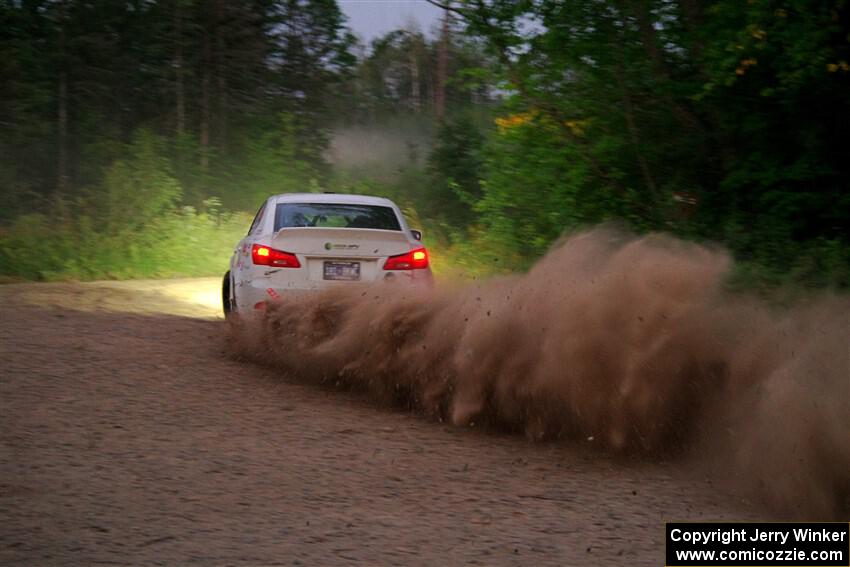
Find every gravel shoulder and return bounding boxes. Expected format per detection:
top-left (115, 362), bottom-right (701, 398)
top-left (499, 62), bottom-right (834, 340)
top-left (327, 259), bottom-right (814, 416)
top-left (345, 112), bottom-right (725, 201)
top-left (0, 279), bottom-right (761, 566)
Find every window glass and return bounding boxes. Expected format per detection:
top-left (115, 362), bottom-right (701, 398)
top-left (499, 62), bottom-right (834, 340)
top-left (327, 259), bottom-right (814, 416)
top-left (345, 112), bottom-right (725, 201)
top-left (274, 203), bottom-right (401, 232)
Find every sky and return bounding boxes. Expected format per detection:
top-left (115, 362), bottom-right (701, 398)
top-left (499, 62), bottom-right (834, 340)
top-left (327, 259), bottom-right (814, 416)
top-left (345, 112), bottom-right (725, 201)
top-left (338, 0), bottom-right (443, 44)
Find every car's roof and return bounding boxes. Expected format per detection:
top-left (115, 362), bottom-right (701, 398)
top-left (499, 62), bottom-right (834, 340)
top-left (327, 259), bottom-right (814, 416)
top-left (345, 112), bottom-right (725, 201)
top-left (271, 193), bottom-right (398, 207)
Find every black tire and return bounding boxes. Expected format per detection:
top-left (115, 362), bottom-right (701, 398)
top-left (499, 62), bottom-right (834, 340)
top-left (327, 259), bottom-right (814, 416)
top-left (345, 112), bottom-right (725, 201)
top-left (222, 271), bottom-right (234, 317)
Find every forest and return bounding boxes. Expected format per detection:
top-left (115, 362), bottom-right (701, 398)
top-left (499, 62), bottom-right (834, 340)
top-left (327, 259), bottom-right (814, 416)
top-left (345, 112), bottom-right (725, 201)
top-left (1, 0), bottom-right (848, 288)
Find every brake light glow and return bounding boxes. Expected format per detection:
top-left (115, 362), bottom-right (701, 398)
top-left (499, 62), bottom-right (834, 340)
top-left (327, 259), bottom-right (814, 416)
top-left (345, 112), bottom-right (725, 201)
top-left (251, 244), bottom-right (301, 268)
top-left (383, 247), bottom-right (429, 270)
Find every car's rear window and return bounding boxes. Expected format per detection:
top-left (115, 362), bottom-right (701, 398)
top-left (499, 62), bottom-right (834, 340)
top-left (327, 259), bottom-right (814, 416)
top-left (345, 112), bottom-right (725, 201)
top-left (274, 203), bottom-right (402, 232)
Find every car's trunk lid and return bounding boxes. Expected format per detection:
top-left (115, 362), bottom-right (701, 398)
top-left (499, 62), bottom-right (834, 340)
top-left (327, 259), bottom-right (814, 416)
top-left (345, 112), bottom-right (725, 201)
top-left (271, 228), bottom-right (412, 284)
top-left (272, 227), bottom-right (411, 258)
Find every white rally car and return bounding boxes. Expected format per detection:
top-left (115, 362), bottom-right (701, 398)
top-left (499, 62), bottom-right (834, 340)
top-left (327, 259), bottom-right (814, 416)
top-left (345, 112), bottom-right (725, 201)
top-left (222, 193), bottom-right (432, 315)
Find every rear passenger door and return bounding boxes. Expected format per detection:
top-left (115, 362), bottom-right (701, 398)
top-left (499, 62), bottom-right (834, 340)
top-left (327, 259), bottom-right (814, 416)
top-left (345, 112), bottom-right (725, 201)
top-left (234, 199), bottom-right (268, 287)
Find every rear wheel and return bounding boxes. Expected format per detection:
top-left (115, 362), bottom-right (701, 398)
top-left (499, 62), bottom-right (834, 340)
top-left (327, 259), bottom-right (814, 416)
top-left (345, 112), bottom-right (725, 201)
top-left (222, 271), bottom-right (234, 317)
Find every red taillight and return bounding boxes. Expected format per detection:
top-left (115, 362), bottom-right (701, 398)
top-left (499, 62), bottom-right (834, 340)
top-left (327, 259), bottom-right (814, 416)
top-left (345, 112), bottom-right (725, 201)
top-left (251, 244), bottom-right (301, 268)
top-left (383, 247), bottom-right (429, 270)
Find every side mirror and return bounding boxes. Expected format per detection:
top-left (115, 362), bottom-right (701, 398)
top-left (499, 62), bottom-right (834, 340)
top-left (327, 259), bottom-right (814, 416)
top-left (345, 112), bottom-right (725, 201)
top-left (411, 229), bottom-right (422, 241)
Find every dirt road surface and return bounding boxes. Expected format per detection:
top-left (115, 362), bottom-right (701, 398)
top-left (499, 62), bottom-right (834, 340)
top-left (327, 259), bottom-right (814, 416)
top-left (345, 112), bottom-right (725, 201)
top-left (1, 278), bottom-right (762, 566)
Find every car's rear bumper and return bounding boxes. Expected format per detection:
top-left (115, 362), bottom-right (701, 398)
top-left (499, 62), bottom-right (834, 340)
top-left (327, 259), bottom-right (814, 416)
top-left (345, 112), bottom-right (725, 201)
top-left (235, 270), bottom-right (433, 312)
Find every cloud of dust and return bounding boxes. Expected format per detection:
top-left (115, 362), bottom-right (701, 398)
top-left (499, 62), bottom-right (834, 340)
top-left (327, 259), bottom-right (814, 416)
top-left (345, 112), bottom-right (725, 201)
top-left (228, 227), bottom-right (849, 518)
top-left (327, 126), bottom-right (432, 169)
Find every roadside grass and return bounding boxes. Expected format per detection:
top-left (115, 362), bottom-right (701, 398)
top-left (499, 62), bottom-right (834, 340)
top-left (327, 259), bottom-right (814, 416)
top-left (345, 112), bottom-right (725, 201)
top-left (2, 204), bottom-right (846, 298)
top-left (0, 208), bottom-right (251, 281)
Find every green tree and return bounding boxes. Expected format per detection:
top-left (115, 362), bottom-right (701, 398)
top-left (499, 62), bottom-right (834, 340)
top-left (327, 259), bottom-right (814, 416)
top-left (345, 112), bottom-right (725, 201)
top-left (426, 113), bottom-right (485, 228)
top-left (94, 130), bottom-right (182, 236)
top-left (427, 0), bottom-right (850, 285)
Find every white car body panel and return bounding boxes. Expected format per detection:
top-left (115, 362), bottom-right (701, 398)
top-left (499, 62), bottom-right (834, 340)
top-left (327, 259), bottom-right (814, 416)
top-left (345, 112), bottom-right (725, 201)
top-left (226, 193), bottom-right (432, 313)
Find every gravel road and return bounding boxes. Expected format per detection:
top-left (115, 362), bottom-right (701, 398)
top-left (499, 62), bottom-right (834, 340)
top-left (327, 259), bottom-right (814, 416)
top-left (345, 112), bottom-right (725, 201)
top-left (0, 279), bottom-right (763, 566)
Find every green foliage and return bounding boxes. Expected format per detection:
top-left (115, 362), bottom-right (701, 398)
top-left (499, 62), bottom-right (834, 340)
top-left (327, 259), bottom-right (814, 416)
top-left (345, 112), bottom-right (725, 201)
top-left (424, 0), bottom-right (850, 288)
top-left (93, 130), bottom-right (182, 235)
top-left (346, 23), bottom-right (496, 120)
top-left (0, 0), bottom-right (354, 205)
top-left (225, 113), bottom-right (323, 210)
top-left (0, 198), bottom-right (250, 281)
top-left (728, 238), bottom-right (850, 297)
top-left (476, 116), bottom-right (588, 260)
top-left (426, 114), bottom-right (485, 227)
top-left (0, 131), bottom-right (249, 281)
top-left (1, 0), bottom-right (847, 290)
top-left (694, 0), bottom-right (850, 245)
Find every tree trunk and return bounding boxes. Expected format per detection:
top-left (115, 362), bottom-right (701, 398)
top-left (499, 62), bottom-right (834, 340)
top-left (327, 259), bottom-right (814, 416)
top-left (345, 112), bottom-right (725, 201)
top-left (57, 70), bottom-right (69, 194)
top-left (200, 32), bottom-right (211, 170)
top-left (174, 0), bottom-right (185, 137)
top-left (409, 40), bottom-right (421, 113)
top-left (615, 62), bottom-right (657, 203)
top-left (216, 0), bottom-right (227, 153)
top-left (54, 0), bottom-right (69, 194)
top-left (627, 0), bottom-right (703, 133)
top-left (679, 0), bottom-right (705, 62)
top-left (435, 7), bottom-right (449, 121)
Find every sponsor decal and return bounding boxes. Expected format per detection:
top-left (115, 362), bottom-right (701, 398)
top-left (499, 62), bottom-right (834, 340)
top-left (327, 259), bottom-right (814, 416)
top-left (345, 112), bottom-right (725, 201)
top-left (324, 242), bottom-right (359, 250)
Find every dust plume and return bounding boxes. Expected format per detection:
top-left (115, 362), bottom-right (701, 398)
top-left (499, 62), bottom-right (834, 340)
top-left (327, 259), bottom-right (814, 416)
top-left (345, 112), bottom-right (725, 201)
top-left (229, 227), bottom-right (850, 518)
top-left (327, 125), bottom-right (431, 169)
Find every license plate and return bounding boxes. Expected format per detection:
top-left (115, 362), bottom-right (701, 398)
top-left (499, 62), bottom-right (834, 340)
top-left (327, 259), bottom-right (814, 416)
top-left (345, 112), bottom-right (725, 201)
top-left (323, 261), bottom-right (361, 281)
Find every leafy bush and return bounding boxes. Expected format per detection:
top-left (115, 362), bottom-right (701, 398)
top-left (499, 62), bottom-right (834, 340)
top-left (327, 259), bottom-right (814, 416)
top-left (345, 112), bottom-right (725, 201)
top-left (0, 200), bottom-right (250, 281)
top-left (0, 131), bottom-right (252, 281)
